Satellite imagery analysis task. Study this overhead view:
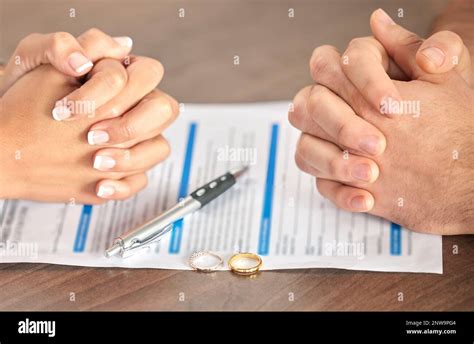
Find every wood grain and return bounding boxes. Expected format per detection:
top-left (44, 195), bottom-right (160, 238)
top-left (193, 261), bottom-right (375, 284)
top-left (2, 0), bottom-right (472, 311)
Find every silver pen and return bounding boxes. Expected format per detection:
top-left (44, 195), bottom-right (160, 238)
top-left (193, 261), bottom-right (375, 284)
top-left (105, 165), bottom-right (248, 258)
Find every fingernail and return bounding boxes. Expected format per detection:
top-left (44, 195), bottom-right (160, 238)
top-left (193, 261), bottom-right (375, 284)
top-left (97, 185), bottom-right (115, 198)
top-left (351, 164), bottom-right (372, 182)
top-left (87, 130), bottom-right (109, 145)
top-left (93, 155), bottom-right (116, 171)
top-left (376, 8), bottom-right (395, 25)
top-left (350, 196), bottom-right (370, 210)
top-left (52, 105), bottom-right (71, 121)
top-left (68, 52), bottom-right (93, 73)
top-left (359, 136), bottom-right (382, 156)
top-left (113, 36), bottom-right (133, 48)
top-left (420, 47), bottom-right (445, 67)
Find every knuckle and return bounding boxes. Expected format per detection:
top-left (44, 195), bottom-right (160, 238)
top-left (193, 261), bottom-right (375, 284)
top-left (167, 95), bottom-right (180, 119)
top-left (147, 137), bottom-right (171, 164)
top-left (294, 152), bottom-right (308, 173)
top-left (159, 138), bottom-right (171, 160)
top-left (120, 150), bottom-right (133, 169)
top-left (310, 45), bottom-right (338, 80)
top-left (296, 134), bottom-right (312, 160)
top-left (84, 27), bottom-right (105, 38)
top-left (288, 87), bottom-right (310, 127)
top-left (99, 69), bottom-right (127, 90)
top-left (158, 94), bottom-right (179, 122)
top-left (359, 78), bottom-right (377, 97)
top-left (306, 85), bottom-right (329, 116)
top-left (17, 33), bottom-right (40, 51)
top-left (310, 45), bottom-right (337, 66)
top-left (50, 32), bottom-right (74, 51)
top-left (347, 37), bottom-right (371, 51)
top-left (82, 28), bottom-right (112, 51)
top-left (287, 106), bottom-right (300, 128)
top-left (293, 86), bottom-right (310, 111)
top-left (335, 120), bottom-right (348, 146)
top-left (144, 58), bottom-right (164, 83)
top-left (347, 37), bottom-right (362, 49)
top-left (401, 32), bottom-right (424, 49)
top-left (348, 88), bottom-right (369, 114)
top-left (116, 119), bottom-right (137, 142)
top-left (310, 53), bottom-right (330, 78)
top-left (147, 96), bottom-right (174, 121)
top-left (343, 45), bottom-right (365, 66)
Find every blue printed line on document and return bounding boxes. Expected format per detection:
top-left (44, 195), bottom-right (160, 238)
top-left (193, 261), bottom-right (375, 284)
top-left (73, 205), bottom-right (93, 253)
top-left (258, 124), bottom-right (279, 255)
top-left (169, 122), bottom-right (197, 254)
top-left (390, 222), bottom-right (402, 255)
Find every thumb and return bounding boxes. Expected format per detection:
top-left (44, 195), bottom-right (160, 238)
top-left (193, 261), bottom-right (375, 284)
top-left (369, 8), bottom-right (426, 80)
top-left (0, 31), bottom-right (132, 96)
top-left (416, 30), bottom-right (472, 84)
top-left (1, 32), bottom-right (94, 95)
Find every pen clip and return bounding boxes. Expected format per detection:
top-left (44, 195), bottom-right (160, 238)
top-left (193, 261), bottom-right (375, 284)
top-left (120, 223), bottom-right (173, 258)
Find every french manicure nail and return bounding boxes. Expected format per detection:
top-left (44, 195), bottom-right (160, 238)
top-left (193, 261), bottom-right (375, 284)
top-left (420, 47), bottom-right (445, 67)
top-left (97, 185), bottom-right (115, 198)
top-left (350, 196), bottom-right (369, 210)
top-left (93, 156), bottom-right (116, 171)
top-left (87, 130), bottom-right (110, 145)
top-left (52, 105), bottom-right (71, 121)
top-left (113, 36), bottom-right (133, 48)
top-left (359, 135), bottom-right (381, 156)
top-left (68, 52), bottom-right (93, 73)
top-left (376, 8), bottom-right (395, 25)
top-left (351, 164), bottom-right (372, 182)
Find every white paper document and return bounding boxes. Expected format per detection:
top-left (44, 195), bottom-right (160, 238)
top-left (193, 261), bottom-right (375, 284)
top-left (0, 102), bottom-right (442, 273)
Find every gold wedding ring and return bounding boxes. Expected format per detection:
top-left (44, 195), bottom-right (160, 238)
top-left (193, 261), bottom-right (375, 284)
top-left (228, 252), bottom-right (262, 275)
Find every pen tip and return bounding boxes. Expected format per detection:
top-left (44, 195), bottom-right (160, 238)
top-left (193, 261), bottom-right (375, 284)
top-left (105, 243), bottom-right (121, 258)
top-left (231, 165), bottom-right (249, 179)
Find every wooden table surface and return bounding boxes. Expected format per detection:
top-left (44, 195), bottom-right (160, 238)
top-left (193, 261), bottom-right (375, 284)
top-left (2, 0), bottom-right (473, 311)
